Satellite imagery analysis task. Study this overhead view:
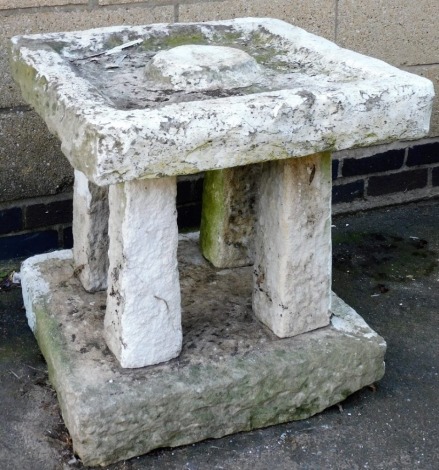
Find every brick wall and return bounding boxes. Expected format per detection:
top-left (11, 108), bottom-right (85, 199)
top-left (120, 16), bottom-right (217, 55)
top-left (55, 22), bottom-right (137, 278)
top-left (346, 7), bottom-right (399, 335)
top-left (0, 176), bottom-right (205, 259)
top-left (332, 140), bottom-right (439, 214)
top-left (0, 0), bottom-right (438, 259)
top-left (0, 194), bottom-right (72, 259)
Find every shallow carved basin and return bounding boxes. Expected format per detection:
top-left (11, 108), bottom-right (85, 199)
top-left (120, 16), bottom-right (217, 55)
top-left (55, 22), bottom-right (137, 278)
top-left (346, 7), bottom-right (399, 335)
top-left (10, 18), bottom-right (434, 186)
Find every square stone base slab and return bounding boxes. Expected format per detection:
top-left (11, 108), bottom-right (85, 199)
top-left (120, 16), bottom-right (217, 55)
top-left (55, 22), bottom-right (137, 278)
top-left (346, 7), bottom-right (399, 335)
top-left (21, 234), bottom-right (386, 467)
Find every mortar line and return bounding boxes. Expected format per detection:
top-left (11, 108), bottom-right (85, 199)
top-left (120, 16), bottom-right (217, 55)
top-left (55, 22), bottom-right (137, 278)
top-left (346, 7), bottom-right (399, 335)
top-left (403, 146), bottom-right (409, 168)
top-left (57, 225), bottom-right (65, 247)
top-left (174, 3), bottom-right (179, 22)
top-left (0, 0), bottom-right (178, 17)
top-left (172, 0), bottom-right (223, 5)
top-left (97, 0), bottom-right (179, 7)
top-left (337, 154), bottom-right (343, 179)
top-left (330, 159), bottom-right (435, 188)
top-left (0, 223), bottom-right (72, 239)
top-left (427, 167), bottom-right (433, 188)
top-left (0, 192), bottom-right (74, 212)
top-left (363, 176), bottom-right (369, 198)
top-left (0, 4), bottom-right (91, 16)
top-left (406, 63), bottom-right (439, 68)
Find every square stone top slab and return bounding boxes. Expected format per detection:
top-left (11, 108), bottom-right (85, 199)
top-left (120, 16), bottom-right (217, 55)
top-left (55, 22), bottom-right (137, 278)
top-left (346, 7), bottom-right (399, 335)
top-left (10, 18), bottom-right (434, 185)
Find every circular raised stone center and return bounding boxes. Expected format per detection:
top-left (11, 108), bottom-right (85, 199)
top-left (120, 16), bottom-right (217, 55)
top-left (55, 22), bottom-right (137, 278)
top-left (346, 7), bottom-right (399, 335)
top-left (144, 44), bottom-right (262, 92)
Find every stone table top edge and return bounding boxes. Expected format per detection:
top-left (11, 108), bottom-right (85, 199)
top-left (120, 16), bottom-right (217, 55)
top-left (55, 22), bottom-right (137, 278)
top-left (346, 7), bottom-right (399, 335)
top-left (9, 17), bottom-right (435, 184)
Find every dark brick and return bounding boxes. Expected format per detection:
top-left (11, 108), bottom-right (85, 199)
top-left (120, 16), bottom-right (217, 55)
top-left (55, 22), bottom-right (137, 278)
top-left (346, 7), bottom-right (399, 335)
top-left (332, 180), bottom-right (364, 204)
top-left (0, 230), bottom-right (59, 260)
top-left (432, 167), bottom-right (439, 187)
top-left (342, 149), bottom-right (405, 177)
top-left (332, 159), bottom-right (339, 180)
top-left (26, 199), bottom-right (73, 229)
top-left (407, 142), bottom-right (439, 167)
top-left (0, 207), bottom-right (22, 235)
top-left (177, 177), bottom-right (204, 205)
top-left (63, 226), bottom-right (73, 249)
top-left (367, 169), bottom-right (428, 196)
top-left (177, 202), bottom-right (202, 230)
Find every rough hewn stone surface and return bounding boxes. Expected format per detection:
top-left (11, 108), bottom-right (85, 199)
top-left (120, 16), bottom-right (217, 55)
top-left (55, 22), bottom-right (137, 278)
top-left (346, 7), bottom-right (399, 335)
top-left (20, 238), bottom-right (386, 466)
top-left (406, 65), bottom-right (439, 137)
top-left (10, 18), bottom-right (434, 185)
top-left (200, 164), bottom-right (261, 268)
top-left (105, 177), bottom-right (182, 368)
top-left (72, 170), bottom-right (109, 292)
top-left (253, 153), bottom-right (332, 337)
top-left (145, 44), bottom-right (263, 92)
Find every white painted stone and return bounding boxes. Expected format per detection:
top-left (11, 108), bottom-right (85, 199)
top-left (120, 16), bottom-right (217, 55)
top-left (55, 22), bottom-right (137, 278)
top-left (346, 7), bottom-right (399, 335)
top-left (253, 153), bottom-right (332, 338)
top-left (144, 44), bottom-right (262, 92)
top-left (10, 18), bottom-right (434, 185)
top-left (104, 177), bottom-right (182, 368)
top-left (200, 165), bottom-right (260, 268)
top-left (73, 170), bottom-right (109, 292)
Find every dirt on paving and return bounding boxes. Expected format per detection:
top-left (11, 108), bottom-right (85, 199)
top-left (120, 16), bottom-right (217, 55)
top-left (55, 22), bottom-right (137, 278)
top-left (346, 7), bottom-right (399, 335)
top-left (1, 198), bottom-right (438, 470)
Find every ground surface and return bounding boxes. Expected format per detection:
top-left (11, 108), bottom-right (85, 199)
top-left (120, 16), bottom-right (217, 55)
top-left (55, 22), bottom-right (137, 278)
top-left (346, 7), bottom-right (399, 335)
top-left (1, 198), bottom-right (438, 469)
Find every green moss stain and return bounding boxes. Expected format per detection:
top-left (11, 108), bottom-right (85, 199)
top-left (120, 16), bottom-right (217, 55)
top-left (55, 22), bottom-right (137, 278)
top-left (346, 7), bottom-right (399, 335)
top-left (0, 269), bottom-right (10, 279)
top-left (266, 145), bottom-right (290, 162)
top-left (292, 399), bottom-right (321, 420)
top-left (365, 132), bottom-right (378, 140)
top-left (34, 303), bottom-right (72, 377)
top-left (340, 389), bottom-right (353, 401)
top-left (141, 30), bottom-right (207, 51)
top-left (321, 136), bottom-right (337, 153)
top-left (320, 152), bottom-right (332, 179)
top-left (200, 170), bottom-right (226, 262)
top-left (245, 30), bottom-right (289, 69)
top-left (212, 31), bottom-right (243, 45)
top-left (136, 25), bottom-right (291, 70)
top-left (10, 59), bottom-right (38, 102)
top-left (161, 32), bottom-right (206, 48)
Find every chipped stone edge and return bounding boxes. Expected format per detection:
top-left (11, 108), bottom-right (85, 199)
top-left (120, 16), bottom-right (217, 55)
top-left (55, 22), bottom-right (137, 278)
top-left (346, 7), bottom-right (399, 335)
top-left (331, 294), bottom-right (384, 343)
top-left (9, 18), bottom-right (435, 185)
top-left (20, 249), bottom-right (73, 333)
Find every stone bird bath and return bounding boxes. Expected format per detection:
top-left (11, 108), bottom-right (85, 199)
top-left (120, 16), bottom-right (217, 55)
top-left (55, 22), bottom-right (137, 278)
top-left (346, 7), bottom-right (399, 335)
top-left (11, 18), bottom-right (433, 465)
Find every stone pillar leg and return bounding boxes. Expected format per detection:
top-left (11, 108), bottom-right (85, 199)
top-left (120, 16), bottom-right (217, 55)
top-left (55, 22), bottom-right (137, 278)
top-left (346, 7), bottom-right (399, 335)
top-left (73, 170), bottom-right (109, 292)
top-left (200, 164), bottom-right (261, 268)
top-left (253, 153), bottom-right (332, 338)
top-left (104, 177), bottom-right (182, 368)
